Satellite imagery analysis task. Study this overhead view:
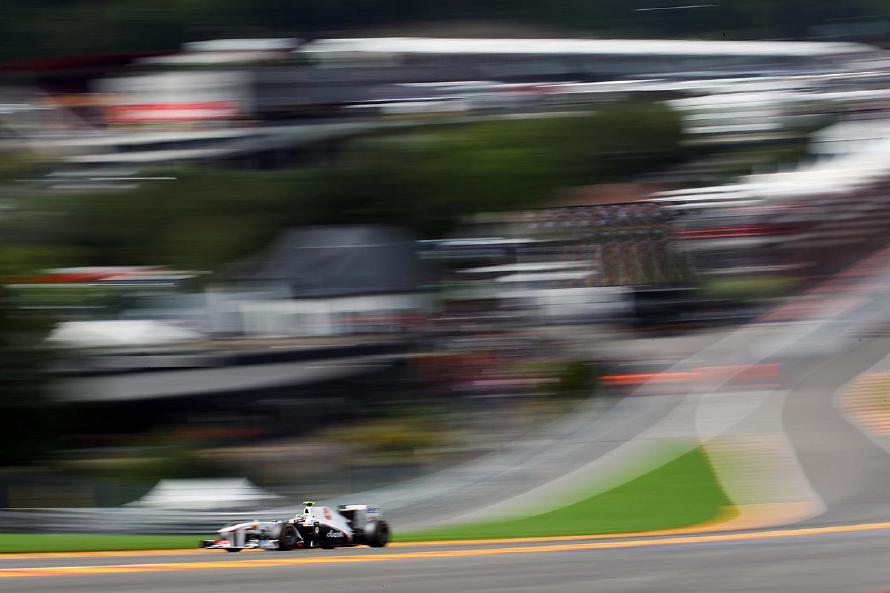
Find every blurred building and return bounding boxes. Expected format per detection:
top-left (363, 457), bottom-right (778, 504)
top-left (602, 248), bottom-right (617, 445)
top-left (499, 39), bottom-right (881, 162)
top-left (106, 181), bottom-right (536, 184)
top-left (5, 266), bottom-right (203, 320)
top-left (656, 134), bottom-right (890, 283)
top-left (0, 50), bottom-right (172, 134)
top-left (4, 36), bottom-right (879, 131)
top-left (426, 185), bottom-right (687, 326)
top-left (217, 225), bottom-right (431, 338)
top-left (300, 37), bottom-right (876, 79)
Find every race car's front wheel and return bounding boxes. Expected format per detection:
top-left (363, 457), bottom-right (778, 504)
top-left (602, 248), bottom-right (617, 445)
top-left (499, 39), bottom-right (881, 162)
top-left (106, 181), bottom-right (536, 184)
top-left (319, 527), bottom-right (335, 550)
top-left (278, 524), bottom-right (299, 551)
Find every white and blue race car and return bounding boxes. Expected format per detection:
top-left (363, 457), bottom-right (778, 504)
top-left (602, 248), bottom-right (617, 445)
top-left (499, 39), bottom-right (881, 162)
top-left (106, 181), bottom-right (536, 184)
top-left (201, 502), bottom-right (390, 552)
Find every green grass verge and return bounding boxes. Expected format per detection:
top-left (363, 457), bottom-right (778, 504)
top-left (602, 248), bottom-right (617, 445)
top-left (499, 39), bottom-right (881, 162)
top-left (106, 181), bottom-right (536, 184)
top-left (0, 534), bottom-right (203, 554)
top-left (702, 276), bottom-right (798, 300)
top-left (397, 446), bottom-right (730, 542)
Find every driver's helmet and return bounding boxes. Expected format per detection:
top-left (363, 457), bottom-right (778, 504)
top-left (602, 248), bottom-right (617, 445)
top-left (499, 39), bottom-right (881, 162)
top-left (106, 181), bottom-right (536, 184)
top-left (297, 500), bottom-right (317, 520)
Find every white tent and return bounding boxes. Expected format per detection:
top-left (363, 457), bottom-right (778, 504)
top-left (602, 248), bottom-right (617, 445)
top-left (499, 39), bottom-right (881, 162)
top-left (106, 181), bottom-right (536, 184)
top-left (128, 478), bottom-right (282, 511)
top-left (47, 320), bottom-right (204, 349)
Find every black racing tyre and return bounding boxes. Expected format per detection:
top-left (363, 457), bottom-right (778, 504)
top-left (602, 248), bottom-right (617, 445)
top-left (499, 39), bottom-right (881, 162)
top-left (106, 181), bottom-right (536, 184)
top-left (225, 548), bottom-right (241, 553)
top-left (365, 521), bottom-right (390, 548)
top-left (278, 523), bottom-right (299, 551)
top-left (319, 526), bottom-right (335, 549)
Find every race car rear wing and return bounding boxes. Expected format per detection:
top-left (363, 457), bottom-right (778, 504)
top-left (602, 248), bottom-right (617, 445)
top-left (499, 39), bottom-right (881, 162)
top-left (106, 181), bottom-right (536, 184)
top-left (337, 504), bottom-right (381, 530)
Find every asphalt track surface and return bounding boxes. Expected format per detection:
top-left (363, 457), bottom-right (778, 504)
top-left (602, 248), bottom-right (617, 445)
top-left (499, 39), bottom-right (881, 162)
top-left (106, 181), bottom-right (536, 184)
top-left (0, 524), bottom-right (888, 592)
top-left (787, 335), bottom-right (890, 527)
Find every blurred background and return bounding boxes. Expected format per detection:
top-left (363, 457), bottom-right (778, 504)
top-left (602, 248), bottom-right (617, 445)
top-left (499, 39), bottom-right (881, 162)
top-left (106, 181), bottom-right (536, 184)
top-left (2, 0), bottom-right (890, 553)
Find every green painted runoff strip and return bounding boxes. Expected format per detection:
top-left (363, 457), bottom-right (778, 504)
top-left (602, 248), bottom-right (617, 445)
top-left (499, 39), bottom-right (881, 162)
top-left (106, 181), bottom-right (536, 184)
top-left (397, 446), bottom-right (731, 541)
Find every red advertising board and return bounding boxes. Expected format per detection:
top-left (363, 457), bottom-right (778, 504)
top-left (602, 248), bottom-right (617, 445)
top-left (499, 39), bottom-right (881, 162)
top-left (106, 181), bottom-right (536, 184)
top-left (107, 101), bottom-right (240, 123)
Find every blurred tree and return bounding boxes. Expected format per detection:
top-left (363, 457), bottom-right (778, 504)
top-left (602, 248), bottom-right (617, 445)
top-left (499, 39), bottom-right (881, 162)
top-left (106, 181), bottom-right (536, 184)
top-left (310, 102), bottom-right (683, 235)
top-left (0, 254), bottom-right (58, 466)
top-left (0, 152), bottom-right (38, 185)
top-left (33, 167), bottom-right (314, 271)
top-left (552, 360), bottom-right (599, 400)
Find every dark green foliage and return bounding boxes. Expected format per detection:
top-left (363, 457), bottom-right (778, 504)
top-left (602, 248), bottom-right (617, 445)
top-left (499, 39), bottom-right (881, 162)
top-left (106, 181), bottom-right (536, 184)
top-left (315, 102), bottom-right (683, 236)
top-left (0, 284), bottom-right (56, 465)
top-left (553, 360), bottom-right (598, 399)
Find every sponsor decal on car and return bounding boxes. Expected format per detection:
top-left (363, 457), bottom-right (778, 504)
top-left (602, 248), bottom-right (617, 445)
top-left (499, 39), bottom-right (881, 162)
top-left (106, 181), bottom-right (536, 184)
top-left (326, 530), bottom-right (345, 538)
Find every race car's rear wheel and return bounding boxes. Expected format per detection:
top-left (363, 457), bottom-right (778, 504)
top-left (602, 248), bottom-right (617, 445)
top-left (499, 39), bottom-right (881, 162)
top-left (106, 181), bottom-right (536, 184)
top-left (365, 521), bottom-right (390, 548)
top-left (278, 524), bottom-right (299, 551)
top-left (225, 548), bottom-right (241, 553)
